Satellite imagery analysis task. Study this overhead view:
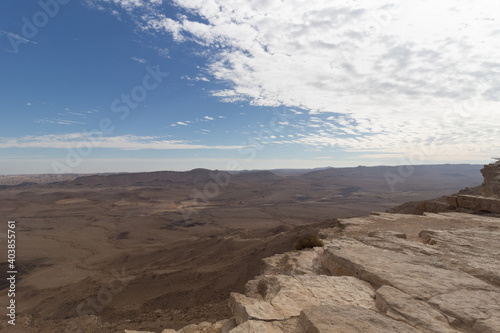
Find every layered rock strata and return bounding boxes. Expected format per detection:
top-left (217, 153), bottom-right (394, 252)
top-left (448, 160), bottom-right (500, 213)
top-left (481, 160), bottom-right (500, 198)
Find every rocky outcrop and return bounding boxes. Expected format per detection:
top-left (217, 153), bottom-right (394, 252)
top-left (447, 194), bottom-right (500, 213)
top-left (447, 160), bottom-right (500, 214)
top-left (481, 160), bottom-right (500, 198)
top-left (126, 212), bottom-right (500, 333)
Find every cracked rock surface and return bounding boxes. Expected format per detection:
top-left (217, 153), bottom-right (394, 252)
top-left (126, 212), bottom-right (500, 332)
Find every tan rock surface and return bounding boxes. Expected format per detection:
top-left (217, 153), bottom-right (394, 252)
top-left (299, 305), bottom-right (421, 333)
top-left (375, 285), bottom-right (459, 333)
top-left (229, 292), bottom-right (286, 324)
top-left (322, 237), bottom-right (493, 300)
top-left (429, 289), bottom-right (500, 332)
top-left (447, 194), bottom-right (500, 213)
top-left (261, 248), bottom-right (328, 276)
top-left (245, 275), bottom-right (375, 316)
top-left (447, 161), bottom-right (500, 212)
top-left (227, 320), bottom-right (286, 333)
top-left (481, 161), bottom-right (500, 198)
top-left (133, 212), bottom-right (500, 333)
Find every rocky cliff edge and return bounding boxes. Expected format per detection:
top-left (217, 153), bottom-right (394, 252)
top-left (126, 211), bottom-right (500, 333)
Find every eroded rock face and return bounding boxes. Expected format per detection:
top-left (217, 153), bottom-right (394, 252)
top-left (447, 194), bottom-right (500, 213)
top-left (126, 212), bottom-right (500, 333)
top-left (481, 161), bottom-right (500, 198)
top-left (261, 248), bottom-right (329, 276)
top-left (447, 161), bottom-right (500, 213)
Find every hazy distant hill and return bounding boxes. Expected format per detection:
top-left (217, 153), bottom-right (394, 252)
top-left (68, 168), bottom-right (231, 186)
top-left (0, 173), bottom-right (84, 185)
top-left (233, 170), bottom-right (283, 182)
top-left (0, 164), bottom-right (483, 192)
top-left (298, 164), bottom-right (483, 192)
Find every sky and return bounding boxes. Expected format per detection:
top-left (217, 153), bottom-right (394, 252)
top-left (0, 0), bottom-right (499, 174)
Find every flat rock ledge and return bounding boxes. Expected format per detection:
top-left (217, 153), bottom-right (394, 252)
top-left (126, 212), bottom-right (500, 333)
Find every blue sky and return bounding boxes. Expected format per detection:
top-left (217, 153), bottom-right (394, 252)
top-left (0, 0), bottom-right (499, 174)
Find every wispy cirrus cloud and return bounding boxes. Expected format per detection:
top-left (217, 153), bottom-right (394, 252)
top-left (0, 133), bottom-right (244, 150)
top-left (34, 109), bottom-right (99, 126)
top-left (0, 30), bottom-right (38, 52)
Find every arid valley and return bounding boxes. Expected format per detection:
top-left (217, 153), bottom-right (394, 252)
top-left (0, 164), bottom-right (484, 332)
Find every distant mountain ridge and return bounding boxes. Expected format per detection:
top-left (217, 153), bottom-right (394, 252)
top-left (0, 164), bottom-right (483, 190)
top-left (69, 168), bottom-right (229, 186)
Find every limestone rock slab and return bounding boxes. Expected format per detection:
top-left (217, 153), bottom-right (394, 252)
top-left (299, 305), bottom-right (421, 333)
top-left (322, 238), bottom-right (493, 300)
top-left (244, 274), bottom-right (375, 318)
top-left (429, 289), bottom-right (500, 332)
top-left (449, 195), bottom-right (500, 213)
top-left (419, 227), bottom-right (500, 286)
top-left (375, 285), bottom-right (458, 333)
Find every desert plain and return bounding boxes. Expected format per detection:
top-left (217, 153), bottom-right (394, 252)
top-left (0, 164), bottom-right (483, 332)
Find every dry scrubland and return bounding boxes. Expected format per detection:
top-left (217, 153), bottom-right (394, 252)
top-left (0, 165), bottom-right (483, 332)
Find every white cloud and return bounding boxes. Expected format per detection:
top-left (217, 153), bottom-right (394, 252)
top-left (204, 116), bottom-right (214, 120)
top-left (26, 102), bottom-right (32, 106)
top-left (155, 47), bottom-right (170, 58)
top-left (0, 133), bottom-right (244, 150)
top-left (182, 75), bottom-right (210, 82)
top-left (90, 0), bottom-right (500, 161)
top-left (131, 56), bottom-right (147, 63)
top-left (176, 121), bottom-right (188, 126)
